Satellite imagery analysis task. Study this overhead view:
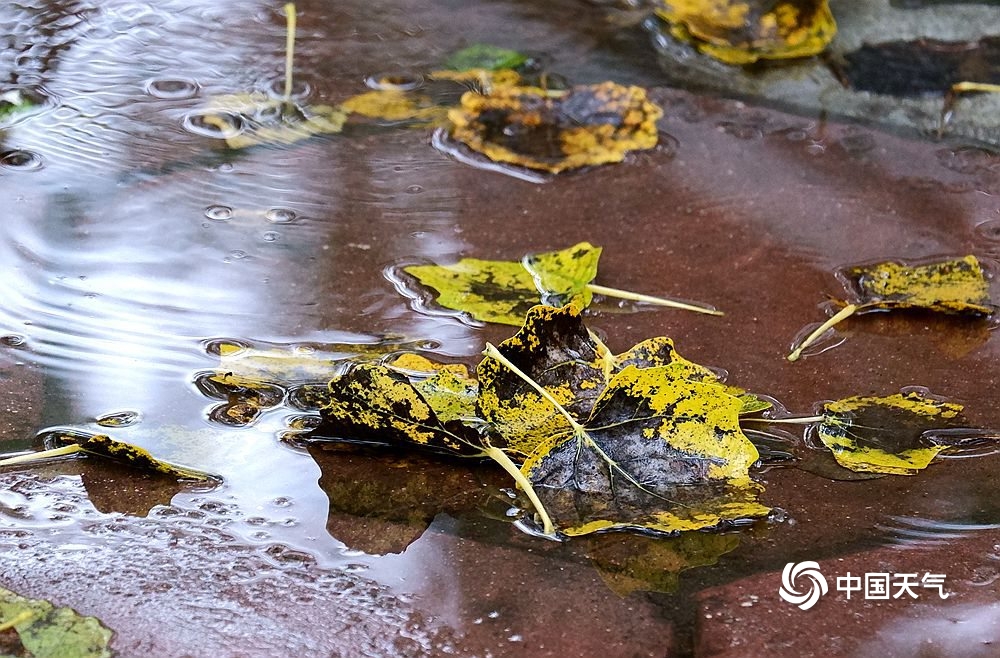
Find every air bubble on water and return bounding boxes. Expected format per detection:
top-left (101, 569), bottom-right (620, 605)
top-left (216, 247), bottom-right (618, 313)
top-left (204, 205), bottom-right (233, 221)
top-left (262, 231), bottom-right (280, 242)
top-left (406, 185), bottom-right (424, 194)
top-left (265, 207), bottom-right (297, 224)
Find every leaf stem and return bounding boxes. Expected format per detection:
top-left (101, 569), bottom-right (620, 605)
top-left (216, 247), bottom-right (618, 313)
top-left (787, 303), bottom-right (858, 362)
top-left (0, 609), bottom-right (36, 632)
top-left (482, 445), bottom-right (555, 536)
top-left (586, 284), bottom-right (723, 316)
top-left (741, 415), bottom-right (824, 425)
top-left (483, 343), bottom-right (585, 434)
top-left (283, 3), bottom-right (297, 104)
top-left (0, 444), bottom-right (82, 467)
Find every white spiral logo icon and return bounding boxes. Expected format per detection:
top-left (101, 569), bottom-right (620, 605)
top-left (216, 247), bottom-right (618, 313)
top-left (779, 561), bottom-right (828, 610)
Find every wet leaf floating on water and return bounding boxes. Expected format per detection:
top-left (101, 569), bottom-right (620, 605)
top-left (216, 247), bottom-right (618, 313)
top-left (492, 353), bottom-right (768, 535)
top-left (402, 242), bottom-right (722, 325)
top-left (192, 3), bottom-right (347, 149)
top-left (313, 360), bottom-right (484, 456)
top-left (195, 93), bottom-right (347, 149)
top-left (788, 255), bottom-right (996, 361)
top-left (309, 357), bottom-right (556, 534)
top-left (653, 0), bottom-right (837, 64)
top-left (0, 586), bottom-right (113, 658)
top-left (477, 304), bottom-right (766, 458)
top-left (447, 81), bottom-right (663, 173)
top-left (0, 433), bottom-right (218, 483)
top-left (816, 391), bottom-right (970, 475)
top-left (478, 305), bottom-right (768, 535)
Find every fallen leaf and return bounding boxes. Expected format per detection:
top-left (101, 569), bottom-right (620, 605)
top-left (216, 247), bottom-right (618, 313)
top-left (447, 81), bottom-right (663, 173)
top-left (0, 586), bottom-right (113, 658)
top-left (311, 361), bottom-right (485, 456)
top-left (477, 305), bottom-right (768, 459)
top-left (788, 255), bottom-right (996, 360)
top-left (401, 242), bottom-right (721, 325)
top-left (654, 0), bottom-right (837, 64)
top-left (479, 308), bottom-right (768, 535)
top-left (0, 90), bottom-right (39, 123)
top-left (816, 390), bottom-right (969, 475)
top-left (0, 432), bottom-right (219, 483)
top-left (309, 356), bottom-right (557, 533)
top-left (193, 93), bottom-right (347, 149)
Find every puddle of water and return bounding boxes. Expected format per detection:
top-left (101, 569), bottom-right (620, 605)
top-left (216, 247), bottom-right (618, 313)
top-left (2, 0), bottom-right (1000, 655)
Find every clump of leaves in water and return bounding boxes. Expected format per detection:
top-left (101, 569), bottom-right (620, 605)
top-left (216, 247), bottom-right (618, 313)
top-left (788, 255), bottom-right (996, 361)
top-left (310, 304), bottom-right (770, 537)
top-left (399, 241), bottom-right (722, 326)
top-left (653, 0), bottom-right (837, 64)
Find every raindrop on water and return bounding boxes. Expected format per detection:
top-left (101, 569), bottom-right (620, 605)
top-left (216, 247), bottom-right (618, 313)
top-left (975, 218), bottom-right (1000, 244)
top-left (205, 205), bottom-right (233, 221)
top-left (145, 77), bottom-right (200, 100)
top-left (262, 231), bottom-right (280, 242)
top-left (182, 110), bottom-right (245, 139)
top-left (265, 77), bottom-right (311, 100)
top-left (406, 184), bottom-right (424, 194)
top-left (0, 335), bottom-right (26, 347)
top-left (0, 150), bottom-right (43, 171)
top-left (96, 411), bottom-right (141, 428)
top-left (364, 72), bottom-right (424, 91)
top-left (265, 207), bottom-right (297, 224)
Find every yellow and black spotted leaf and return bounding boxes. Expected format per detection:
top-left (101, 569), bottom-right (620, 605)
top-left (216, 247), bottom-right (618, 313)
top-left (311, 362), bottom-right (486, 457)
top-left (401, 242), bottom-right (720, 326)
top-left (514, 364), bottom-right (767, 535)
top-left (789, 255), bottom-right (996, 360)
top-left (477, 305), bottom-right (768, 459)
top-left (654, 0), bottom-right (837, 65)
top-left (448, 81), bottom-right (663, 173)
top-left (0, 433), bottom-right (218, 483)
top-left (816, 390), bottom-right (971, 475)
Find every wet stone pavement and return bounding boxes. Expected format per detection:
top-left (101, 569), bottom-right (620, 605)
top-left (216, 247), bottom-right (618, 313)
top-left (1, 0), bottom-right (1000, 656)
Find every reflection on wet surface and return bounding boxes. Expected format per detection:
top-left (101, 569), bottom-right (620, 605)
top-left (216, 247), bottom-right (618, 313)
top-left (1, 0), bottom-right (1000, 655)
